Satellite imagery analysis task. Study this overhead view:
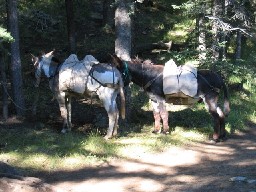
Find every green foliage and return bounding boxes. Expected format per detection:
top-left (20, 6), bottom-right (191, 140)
top-left (0, 27), bottom-right (14, 43)
top-left (0, 0), bottom-right (256, 176)
top-left (171, 0), bottom-right (212, 17)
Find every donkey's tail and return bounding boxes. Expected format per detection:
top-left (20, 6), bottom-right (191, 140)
top-left (222, 81), bottom-right (230, 116)
top-left (118, 73), bottom-right (126, 119)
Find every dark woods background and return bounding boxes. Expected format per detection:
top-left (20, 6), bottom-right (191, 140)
top-left (0, 0), bottom-right (256, 119)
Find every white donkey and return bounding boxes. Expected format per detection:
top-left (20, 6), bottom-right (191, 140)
top-left (32, 51), bottom-right (125, 139)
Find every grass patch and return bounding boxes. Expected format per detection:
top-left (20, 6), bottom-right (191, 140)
top-left (165, 19), bottom-right (195, 43)
top-left (1, 83), bottom-right (255, 175)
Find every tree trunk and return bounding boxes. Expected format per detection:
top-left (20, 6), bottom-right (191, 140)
top-left (219, 32), bottom-right (226, 61)
top-left (235, 30), bottom-right (242, 61)
top-left (212, 0), bottom-right (224, 62)
top-left (0, 50), bottom-right (8, 120)
top-left (135, 41), bottom-right (174, 54)
top-left (115, 0), bottom-right (132, 61)
top-left (65, 0), bottom-right (76, 54)
top-left (103, 0), bottom-right (115, 27)
top-left (7, 0), bottom-right (25, 117)
top-left (197, 14), bottom-right (206, 63)
top-left (115, 0), bottom-right (133, 124)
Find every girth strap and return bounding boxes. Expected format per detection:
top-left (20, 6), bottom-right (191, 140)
top-left (89, 65), bottom-right (119, 89)
top-left (143, 72), bottom-right (163, 90)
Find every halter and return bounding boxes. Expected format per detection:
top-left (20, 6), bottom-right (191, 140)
top-left (34, 55), bottom-right (62, 89)
top-left (120, 61), bottom-right (131, 86)
top-left (121, 60), bottom-right (162, 90)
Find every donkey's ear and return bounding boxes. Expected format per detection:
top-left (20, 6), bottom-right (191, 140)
top-left (108, 53), bottom-right (115, 60)
top-left (30, 53), bottom-right (36, 60)
top-left (31, 55), bottom-right (39, 67)
top-left (45, 50), bottom-right (55, 57)
top-left (30, 53), bottom-right (38, 63)
top-left (109, 54), bottom-right (119, 66)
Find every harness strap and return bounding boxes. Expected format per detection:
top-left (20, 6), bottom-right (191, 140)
top-left (49, 61), bottom-right (63, 80)
top-left (143, 72), bottom-right (163, 90)
top-left (171, 67), bottom-right (220, 100)
top-left (175, 66), bottom-right (198, 87)
top-left (89, 65), bottom-right (119, 89)
top-left (197, 73), bottom-right (221, 100)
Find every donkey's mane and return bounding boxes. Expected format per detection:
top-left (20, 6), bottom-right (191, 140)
top-left (128, 57), bottom-right (164, 81)
top-left (131, 57), bottom-right (153, 65)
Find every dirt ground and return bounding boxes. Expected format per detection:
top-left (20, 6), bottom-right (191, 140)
top-left (1, 122), bottom-right (256, 192)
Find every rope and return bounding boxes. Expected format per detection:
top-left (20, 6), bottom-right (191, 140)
top-left (0, 81), bottom-right (36, 111)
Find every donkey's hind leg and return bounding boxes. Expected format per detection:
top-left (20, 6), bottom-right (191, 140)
top-left (217, 106), bottom-right (227, 140)
top-left (204, 96), bottom-right (221, 142)
top-left (56, 92), bottom-right (70, 133)
top-left (112, 105), bottom-right (119, 137)
top-left (100, 92), bottom-right (119, 140)
top-left (104, 107), bottom-right (118, 139)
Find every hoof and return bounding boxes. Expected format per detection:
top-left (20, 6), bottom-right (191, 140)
top-left (209, 138), bottom-right (220, 144)
top-left (113, 131), bottom-right (118, 137)
top-left (61, 128), bottom-right (71, 134)
top-left (161, 130), bottom-right (169, 135)
top-left (152, 130), bottom-right (161, 134)
top-left (104, 135), bottom-right (112, 140)
top-left (209, 133), bottom-right (221, 143)
top-left (219, 136), bottom-right (228, 142)
top-left (61, 129), bottom-right (67, 134)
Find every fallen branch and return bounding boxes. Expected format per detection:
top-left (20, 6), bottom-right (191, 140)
top-left (134, 41), bottom-right (187, 54)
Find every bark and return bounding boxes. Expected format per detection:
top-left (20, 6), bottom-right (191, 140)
top-left (65, 0), bottom-right (76, 53)
top-left (115, 0), bottom-right (132, 61)
top-left (7, 0), bottom-right (25, 117)
top-left (115, 0), bottom-right (133, 123)
top-left (0, 50), bottom-right (8, 120)
top-left (103, 0), bottom-right (115, 27)
top-left (235, 30), bottom-right (242, 61)
top-left (219, 32), bottom-right (226, 61)
top-left (212, 0), bottom-right (224, 62)
top-left (197, 14), bottom-right (206, 62)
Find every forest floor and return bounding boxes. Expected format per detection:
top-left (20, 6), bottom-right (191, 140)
top-left (0, 119), bottom-right (256, 192)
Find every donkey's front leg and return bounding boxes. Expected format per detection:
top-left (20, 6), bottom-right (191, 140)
top-left (151, 100), bottom-right (161, 134)
top-left (157, 100), bottom-right (169, 134)
top-left (65, 95), bottom-right (72, 131)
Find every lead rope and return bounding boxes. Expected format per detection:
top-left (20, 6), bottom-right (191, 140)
top-left (139, 62), bottom-right (144, 92)
top-left (0, 81), bottom-right (35, 111)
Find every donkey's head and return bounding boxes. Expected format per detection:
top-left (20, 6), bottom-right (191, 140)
top-left (110, 54), bottom-right (123, 70)
top-left (31, 50), bottom-right (55, 87)
top-left (110, 54), bottom-right (131, 86)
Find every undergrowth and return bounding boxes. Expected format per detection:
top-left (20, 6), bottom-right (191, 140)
top-left (0, 0), bottom-right (256, 177)
top-left (1, 80), bottom-right (255, 175)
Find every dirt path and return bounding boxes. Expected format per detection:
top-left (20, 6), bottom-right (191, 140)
top-left (38, 126), bottom-right (256, 192)
top-left (1, 123), bottom-right (255, 192)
